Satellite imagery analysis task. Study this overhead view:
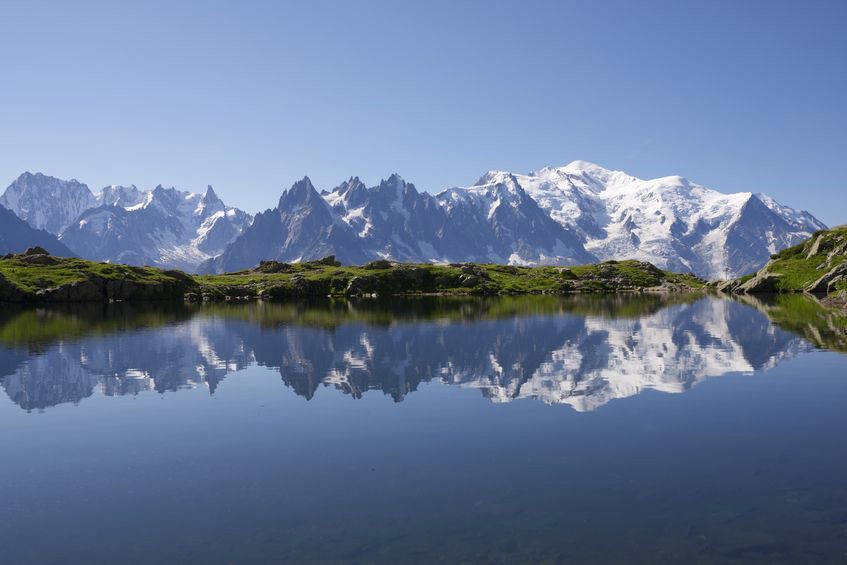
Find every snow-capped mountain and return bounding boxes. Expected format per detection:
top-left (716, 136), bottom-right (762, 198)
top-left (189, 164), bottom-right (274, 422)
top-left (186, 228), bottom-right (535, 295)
top-left (0, 172), bottom-right (252, 271)
top-left (209, 173), bottom-right (595, 272)
top-left (324, 174), bottom-right (451, 261)
top-left (210, 162), bottom-right (823, 278)
top-left (0, 204), bottom-right (76, 257)
top-left (509, 161), bottom-right (826, 278)
top-left (2, 162), bottom-right (824, 278)
top-left (437, 172), bottom-right (595, 265)
top-left (60, 184), bottom-right (252, 271)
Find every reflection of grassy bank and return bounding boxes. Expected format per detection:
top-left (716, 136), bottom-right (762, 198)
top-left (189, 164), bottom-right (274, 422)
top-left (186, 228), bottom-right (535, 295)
top-left (0, 304), bottom-right (195, 350)
top-left (6, 293), bottom-right (846, 356)
top-left (738, 294), bottom-right (847, 352)
top-left (199, 293), bottom-right (707, 329)
top-left (0, 294), bottom-right (706, 350)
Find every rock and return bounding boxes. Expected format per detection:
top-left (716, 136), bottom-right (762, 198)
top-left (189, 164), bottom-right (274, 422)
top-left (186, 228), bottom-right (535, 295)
top-left (364, 259), bottom-right (393, 270)
top-left (459, 264), bottom-right (489, 279)
top-left (805, 234), bottom-right (823, 259)
top-left (306, 255), bottom-right (341, 267)
top-left (254, 261), bottom-right (293, 273)
top-left (22, 246), bottom-right (50, 256)
top-left (0, 273), bottom-right (26, 302)
top-left (16, 254), bottom-right (60, 266)
top-left (346, 275), bottom-right (379, 295)
top-left (807, 262), bottom-right (847, 294)
top-left (37, 280), bottom-right (103, 302)
top-left (391, 267), bottom-right (429, 285)
top-left (739, 272), bottom-right (782, 293)
top-left (459, 274), bottom-right (481, 287)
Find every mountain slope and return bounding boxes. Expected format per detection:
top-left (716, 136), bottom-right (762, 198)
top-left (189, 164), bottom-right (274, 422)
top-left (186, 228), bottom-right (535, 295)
top-left (0, 205), bottom-right (76, 257)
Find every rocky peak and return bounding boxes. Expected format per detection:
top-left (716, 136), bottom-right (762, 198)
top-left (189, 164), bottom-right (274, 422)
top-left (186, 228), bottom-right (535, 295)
top-left (202, 185), bottom-right (221, 205)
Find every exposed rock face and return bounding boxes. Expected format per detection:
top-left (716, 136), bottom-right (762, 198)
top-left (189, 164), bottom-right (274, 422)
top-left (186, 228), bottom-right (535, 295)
top-left (808, 263), bottom-right (847, 294)
top-left (206, 178), bottom-right (369, 272)
top-left (34, 276), bottom-right (191, 303)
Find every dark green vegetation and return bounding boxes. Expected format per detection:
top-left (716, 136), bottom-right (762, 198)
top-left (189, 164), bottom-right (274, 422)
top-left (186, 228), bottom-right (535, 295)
top-left (0, 247), bottom-right (191, 302)
top-left (0, 248), bottom-right (705, 303)
top-left (721, 226), bottom-right (847, 298)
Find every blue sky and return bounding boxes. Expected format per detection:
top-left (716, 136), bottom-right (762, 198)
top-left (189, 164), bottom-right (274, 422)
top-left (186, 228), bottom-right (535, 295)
top-left (0, 0), bottom-right (844, 224)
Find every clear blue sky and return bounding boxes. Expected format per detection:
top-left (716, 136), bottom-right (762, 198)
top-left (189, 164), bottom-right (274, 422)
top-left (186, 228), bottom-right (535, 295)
top-left (1, 0), bottom-right (845, 224)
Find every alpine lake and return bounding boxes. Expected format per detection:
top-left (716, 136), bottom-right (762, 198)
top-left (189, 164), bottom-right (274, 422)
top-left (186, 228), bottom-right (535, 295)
top-left (1, 293), bottom-right (847, 564)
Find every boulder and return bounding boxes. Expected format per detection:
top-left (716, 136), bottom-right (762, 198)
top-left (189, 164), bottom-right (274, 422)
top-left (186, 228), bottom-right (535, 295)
top-left (364, 259), bottom-right (393, 270)
top-left (16, 254), bottom-right (60, 266)
top-left (0, 273), bottom-right (26, 302)
top-left (739, 272), bottom-right (782, 293)
top-left (807, 262), bottom-right (847, 294)
top-left (346, 275), bottom-right (379, 295)
top-left (254, 261), bottom-right (293, 273)
top-left (22, 246), bottom-right (50, 256)
top-left (307, 255), bottom-right (341, 267)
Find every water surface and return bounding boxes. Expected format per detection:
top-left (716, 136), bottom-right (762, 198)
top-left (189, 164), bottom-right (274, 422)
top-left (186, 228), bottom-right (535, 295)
top-left (1, 295), bottom-right (846, 563)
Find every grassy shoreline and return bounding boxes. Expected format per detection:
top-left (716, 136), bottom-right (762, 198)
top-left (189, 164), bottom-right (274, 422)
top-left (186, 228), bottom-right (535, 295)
top-left (0, 249), bottom-right (705, 303)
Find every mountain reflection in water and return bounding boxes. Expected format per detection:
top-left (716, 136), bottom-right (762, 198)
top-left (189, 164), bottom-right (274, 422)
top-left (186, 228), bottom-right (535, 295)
top-left (0, 294), bottom-right (844, 412)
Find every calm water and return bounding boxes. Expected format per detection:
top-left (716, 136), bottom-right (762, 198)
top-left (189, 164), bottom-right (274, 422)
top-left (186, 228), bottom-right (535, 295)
top-left (1, 295), bottom-right (847, 564)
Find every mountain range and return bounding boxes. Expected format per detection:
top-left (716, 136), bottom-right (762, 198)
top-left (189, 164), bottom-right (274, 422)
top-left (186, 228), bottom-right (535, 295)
top-left (0, 163), bottom-right (826, 278)
top-left (1, 172), bottom-right (251, 271)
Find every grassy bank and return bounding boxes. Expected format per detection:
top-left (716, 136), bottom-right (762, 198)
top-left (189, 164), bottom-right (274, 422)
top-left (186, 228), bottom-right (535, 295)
top-left (0, 248), bottom-right (706, 303)
top-left (721, 226), bottom-right (847, 295)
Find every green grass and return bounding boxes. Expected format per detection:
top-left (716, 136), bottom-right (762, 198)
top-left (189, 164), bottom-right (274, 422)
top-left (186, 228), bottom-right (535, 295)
top-left (761, 226), bottom-right (847, 291)
top-left (0, 257), bottom-right (183, 293)
top-left (769, 256), bottom-right (845, 291)
top-left (0, 252), bottom-right (707, 302)
top-left (195, 259), bottom-right (705, 297)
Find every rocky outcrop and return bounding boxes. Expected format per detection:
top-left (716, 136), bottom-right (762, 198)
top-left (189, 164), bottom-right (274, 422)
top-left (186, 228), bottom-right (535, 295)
top-left (807, 262), bottom-right (847, 294)
top-left (35, 276), bottom-right (190, 302)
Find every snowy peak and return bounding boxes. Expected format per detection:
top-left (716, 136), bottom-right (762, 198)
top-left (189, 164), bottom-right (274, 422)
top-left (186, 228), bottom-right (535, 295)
top-left (98, 185), bottom-right (145, 208)
top-left (51, 178), bottom-right (252, 272)
top-left (0, 172), bottom-right (97, 234)
top-left (502, 161), bottom-right (826, 278)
